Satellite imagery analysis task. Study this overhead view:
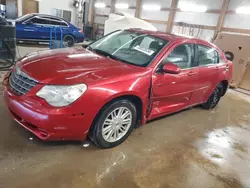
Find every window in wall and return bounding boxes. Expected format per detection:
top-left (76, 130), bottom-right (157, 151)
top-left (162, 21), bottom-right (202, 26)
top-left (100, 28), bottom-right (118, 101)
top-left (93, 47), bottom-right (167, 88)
top-left (52, 8), bottom-right (71, 23)
top-left (197, 45), bottom-right (219, 66)
top-left (163, 44), bottom-right (195, 69)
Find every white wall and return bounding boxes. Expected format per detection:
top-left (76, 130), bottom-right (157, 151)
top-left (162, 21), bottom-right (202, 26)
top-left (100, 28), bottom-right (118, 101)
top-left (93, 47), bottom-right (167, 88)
top-left (17, 0), bottom-right (22, 16)
top-left (152, 23), bottom-right (166, 32)
top-left (224, 14), bottom-right (250, 30)
top-left (172, 0), bottom-right (223, 41)
top-left (224, 0), bottom-right (250, 30)
top-left (142, 0), bottom-right (171, 7)
top-left (91, 0), bottom-right (250, 41)
top-left (175, 12), bottom-right (219, 26)
top-left (140, 0), bottom-right (170, 22)
top-left (94, 0), bottom-right (111, 24)
top-left (115, 0), bottom-right (136, 16)
top-left (39, 0), bottom-right (77, 25)
top-left (228, 0), bottom-right (245, 11)
top-left (140, 10), bottom-right (169, 22)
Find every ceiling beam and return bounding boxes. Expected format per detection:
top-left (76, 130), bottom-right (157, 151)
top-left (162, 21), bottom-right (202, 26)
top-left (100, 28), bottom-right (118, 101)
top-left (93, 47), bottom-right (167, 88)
top-left (222, 27), bottom-right (250, 35)
top-left (166, 0), bottom-right (179, 33)
top-left (135, 0), bottom-right (141, 18)
top-left (213, 0), bottom-right (230, 40)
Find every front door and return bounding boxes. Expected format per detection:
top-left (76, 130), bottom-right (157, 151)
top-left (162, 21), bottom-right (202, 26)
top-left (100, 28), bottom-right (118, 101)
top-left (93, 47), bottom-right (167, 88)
top-left (30, 17), bottom-right (53, 40)
top-left (149, 43), bottom-right (199, 120)
top-left (17, 21), bottom-right (40, 40)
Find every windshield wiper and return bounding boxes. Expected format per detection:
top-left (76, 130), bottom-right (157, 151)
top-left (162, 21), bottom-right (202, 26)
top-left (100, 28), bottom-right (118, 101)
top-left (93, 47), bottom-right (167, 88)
top-left (92, 49), bottom-right (112, 57)
top-left (107, 55), bottom-right (134, 65)
top-left (90, 48), bottom-right (141, 66)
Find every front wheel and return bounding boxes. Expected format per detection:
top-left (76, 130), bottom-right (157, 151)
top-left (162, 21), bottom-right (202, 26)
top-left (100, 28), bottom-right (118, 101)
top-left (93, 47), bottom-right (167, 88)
top-left (202, 83), bottom-right (223, 109)
top-left (89, 100), bottom-right (137, 148)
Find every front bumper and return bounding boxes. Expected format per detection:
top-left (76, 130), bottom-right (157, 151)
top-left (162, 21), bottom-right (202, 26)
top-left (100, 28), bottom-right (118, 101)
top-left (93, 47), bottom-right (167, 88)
top-left (3, 76), bottom-right (91, 141)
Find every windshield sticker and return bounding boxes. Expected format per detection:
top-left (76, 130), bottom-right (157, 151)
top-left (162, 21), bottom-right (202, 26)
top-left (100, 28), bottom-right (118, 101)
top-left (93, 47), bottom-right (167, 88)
top-left (133, 45), bottom-right (155, 56)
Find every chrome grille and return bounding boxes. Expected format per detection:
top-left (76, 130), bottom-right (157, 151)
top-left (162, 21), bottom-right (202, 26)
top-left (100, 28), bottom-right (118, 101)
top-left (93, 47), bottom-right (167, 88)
top-left (9, 68), bottom-right (38, 96)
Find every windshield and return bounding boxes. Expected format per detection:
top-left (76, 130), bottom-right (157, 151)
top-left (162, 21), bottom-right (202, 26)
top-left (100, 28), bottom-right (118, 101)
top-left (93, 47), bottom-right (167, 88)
top-left (88, 30), bottom-right (169, 67)
top-left (15, 14), bottom-right (33, 22)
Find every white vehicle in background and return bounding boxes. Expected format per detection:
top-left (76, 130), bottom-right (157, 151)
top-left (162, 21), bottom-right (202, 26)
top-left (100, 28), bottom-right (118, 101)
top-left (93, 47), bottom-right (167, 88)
top-left (104, 13), bottom-right (157, 35)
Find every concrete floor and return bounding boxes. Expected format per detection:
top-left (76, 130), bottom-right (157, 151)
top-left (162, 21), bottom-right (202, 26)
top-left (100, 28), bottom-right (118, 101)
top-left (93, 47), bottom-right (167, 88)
top-left (1, 46), bottom-right (250, 188)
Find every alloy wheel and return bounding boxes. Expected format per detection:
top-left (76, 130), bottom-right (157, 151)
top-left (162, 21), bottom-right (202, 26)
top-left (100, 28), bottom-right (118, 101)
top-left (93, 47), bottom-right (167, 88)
top-left (102, 107), bottom-right (132, 143)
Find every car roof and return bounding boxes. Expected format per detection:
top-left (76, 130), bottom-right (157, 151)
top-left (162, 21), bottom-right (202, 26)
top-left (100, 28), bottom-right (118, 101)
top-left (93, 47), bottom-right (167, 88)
top-left (27, 13), bottom-right (69, 22)
top-left (127, 28), bottom-right (208, 43)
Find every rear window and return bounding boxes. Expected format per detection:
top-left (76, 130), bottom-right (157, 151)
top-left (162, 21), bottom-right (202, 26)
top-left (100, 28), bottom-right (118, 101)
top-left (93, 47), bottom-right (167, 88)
top-left (197, 45), bottom-right (219, 66)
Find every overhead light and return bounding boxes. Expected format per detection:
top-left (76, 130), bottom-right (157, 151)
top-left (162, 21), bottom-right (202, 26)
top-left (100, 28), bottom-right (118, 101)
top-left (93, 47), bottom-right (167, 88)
top-left (115, 3), bottom-right (129, 9)
top-left (142, 4), bottom-right (161, 11)
top-left (179, 2), bottom-right (207, 12)
top-left (95, 2), bottom-right (106, 8)
top-left (236, 6), bottom-right (250, 14)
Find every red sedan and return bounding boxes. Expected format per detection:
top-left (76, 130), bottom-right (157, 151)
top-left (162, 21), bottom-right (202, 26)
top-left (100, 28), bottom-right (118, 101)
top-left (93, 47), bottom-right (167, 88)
top-left (3, 29), bottom-right (232, 148)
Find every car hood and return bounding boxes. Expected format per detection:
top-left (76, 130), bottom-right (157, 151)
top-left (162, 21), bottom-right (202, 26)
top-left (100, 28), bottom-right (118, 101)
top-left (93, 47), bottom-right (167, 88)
top-left (18, 48), bottom-right (146, 85)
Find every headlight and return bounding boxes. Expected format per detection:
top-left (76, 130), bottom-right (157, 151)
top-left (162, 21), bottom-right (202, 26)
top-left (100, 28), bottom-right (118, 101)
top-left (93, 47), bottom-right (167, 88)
top-left (36, 84), bottom-right (87, 107)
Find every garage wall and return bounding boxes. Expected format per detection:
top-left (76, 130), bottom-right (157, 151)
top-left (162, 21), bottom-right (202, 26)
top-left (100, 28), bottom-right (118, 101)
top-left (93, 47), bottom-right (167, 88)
top-left (94, 0), bottom-right (111, 25)
top-left (224, 0), bottom-right (250, 30)
top-left (172, 0), bottom-right (223, 41)
top-left (39, 0), bottom-right (77, 25)
top-left (115, 0), bottom-right (136, 16)
top-left (91, 0), bottom-right (250, 42)
top-left (17, 0), bottom-right (77, 25)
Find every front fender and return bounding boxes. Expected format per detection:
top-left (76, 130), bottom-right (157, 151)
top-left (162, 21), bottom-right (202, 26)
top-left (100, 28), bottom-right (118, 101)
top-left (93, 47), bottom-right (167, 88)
top-left (83, 74), bottom-right (151, 125)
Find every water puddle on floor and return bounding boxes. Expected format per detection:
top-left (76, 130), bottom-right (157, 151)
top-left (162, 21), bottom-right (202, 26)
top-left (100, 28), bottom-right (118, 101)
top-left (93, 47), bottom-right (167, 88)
top-left (193, 126), bottom-right (250, 187)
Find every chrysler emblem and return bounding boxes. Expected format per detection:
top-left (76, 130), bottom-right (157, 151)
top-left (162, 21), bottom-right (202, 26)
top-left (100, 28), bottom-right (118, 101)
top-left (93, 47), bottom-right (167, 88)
top-left (16, 67), bottom-right (21, 75)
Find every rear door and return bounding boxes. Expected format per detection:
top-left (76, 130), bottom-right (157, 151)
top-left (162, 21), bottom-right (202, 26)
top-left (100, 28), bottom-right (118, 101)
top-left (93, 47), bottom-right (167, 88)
top-left (149, 43), bottom-right (200, 119)
top-left (49, 17), bottom-right (71, 39)
top-left (195, 44), bottom-right (222, 103)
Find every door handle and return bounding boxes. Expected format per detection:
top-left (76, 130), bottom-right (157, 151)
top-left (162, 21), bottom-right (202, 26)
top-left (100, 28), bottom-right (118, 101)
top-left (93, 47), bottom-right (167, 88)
top-left (223, 65), bottom-right (229, 71)
top-left (188, 71), bottom-right (197, 76)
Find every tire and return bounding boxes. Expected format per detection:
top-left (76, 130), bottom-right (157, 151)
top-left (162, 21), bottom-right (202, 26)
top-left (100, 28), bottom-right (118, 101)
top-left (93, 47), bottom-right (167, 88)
top-left (89, 99), bottom-right (137, 148)
top-left (202, 83), bottom-right (223, 109)
top-left (63, 35), bottom-right (75, 47)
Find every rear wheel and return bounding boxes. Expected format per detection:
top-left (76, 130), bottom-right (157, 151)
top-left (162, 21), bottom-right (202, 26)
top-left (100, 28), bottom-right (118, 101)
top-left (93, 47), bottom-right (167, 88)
top-left (202, 83), bottom-right (223, 109)
top-left (63, 35), bottom-right (75, 47)
top-left (89, 100), bottom-right (137, 148)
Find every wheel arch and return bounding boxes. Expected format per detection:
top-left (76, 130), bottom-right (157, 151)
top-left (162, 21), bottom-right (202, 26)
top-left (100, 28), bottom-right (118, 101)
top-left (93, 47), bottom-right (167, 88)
top-left (88, 94), bottom-right (144, 137)
top-left (220, 80), bottom-right (229, 96)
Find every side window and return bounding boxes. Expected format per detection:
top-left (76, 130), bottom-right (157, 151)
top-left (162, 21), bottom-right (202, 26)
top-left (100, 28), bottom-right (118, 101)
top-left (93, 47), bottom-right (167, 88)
top-left (197, 45), bottom-right (219, 66)
top-left (30, 18), bottom-right (43, 24)
top-left (31, 17), bottom-right (51, 25)
top-left (163, 44), bottom-right (195, 69)
top-left (50, 18), bottom-right (68, 26)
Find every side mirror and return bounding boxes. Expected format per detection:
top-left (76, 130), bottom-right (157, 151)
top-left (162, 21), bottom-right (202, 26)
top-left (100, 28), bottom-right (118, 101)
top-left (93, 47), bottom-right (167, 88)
top-left (162, 63), bottom-right (181, 74)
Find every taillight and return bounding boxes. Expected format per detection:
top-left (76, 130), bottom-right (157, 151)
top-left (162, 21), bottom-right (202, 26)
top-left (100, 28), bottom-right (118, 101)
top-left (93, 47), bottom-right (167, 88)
top-left (79, 30), bottom-right (83, 33)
